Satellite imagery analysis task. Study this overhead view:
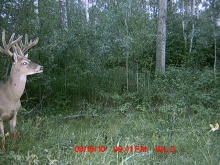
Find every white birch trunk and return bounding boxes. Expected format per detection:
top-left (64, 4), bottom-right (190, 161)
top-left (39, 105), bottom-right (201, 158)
top-left (34, 0), bottom-right (40, 30)
top-left (59, 0), bottom-right (68, 37)
top-left (146, 0), bottom-right (151, 18)
top-left (81, 0), bottom-right (90, 22)
top-left (182, 1), bottom-right (187, 50)
top-left (156, 0), bottom-right (167, 74)
top-left (189, 0), bottom-right (195, 53)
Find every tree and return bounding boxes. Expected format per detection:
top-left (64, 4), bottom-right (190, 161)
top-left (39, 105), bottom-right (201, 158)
top-left (212, 0), bottom-right (220, 80)
top-left (81, 0), bottom-right (90, 22)
top-left (59, 0), bottom-right (68, 37)
top-left (34, 0), bottom-right (40, 30)
top-left (156, 0), bottom-right (167, 73)
top-left (189, 0), bottom-right (195, 53)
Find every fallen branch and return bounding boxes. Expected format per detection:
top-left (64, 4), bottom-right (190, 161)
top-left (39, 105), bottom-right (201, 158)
top-left (63, 110), bottom-right (99, 119)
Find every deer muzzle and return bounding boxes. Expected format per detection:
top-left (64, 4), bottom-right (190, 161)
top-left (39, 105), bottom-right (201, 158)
top-left (37, 66), bottom-right (43, 73)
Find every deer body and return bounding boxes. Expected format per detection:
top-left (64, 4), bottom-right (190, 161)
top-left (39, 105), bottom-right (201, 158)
top-left (0, 31), bottom-right (43, 151)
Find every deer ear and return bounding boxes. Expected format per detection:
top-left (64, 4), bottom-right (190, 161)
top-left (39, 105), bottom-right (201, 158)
top-left (12, 53), bottom-right (18, 63)
top-left (25, 53), bottom-right (28, 58)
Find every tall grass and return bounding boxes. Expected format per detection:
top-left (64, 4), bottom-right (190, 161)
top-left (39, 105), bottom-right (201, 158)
top-left (1, 110), bottom-right (219, 164)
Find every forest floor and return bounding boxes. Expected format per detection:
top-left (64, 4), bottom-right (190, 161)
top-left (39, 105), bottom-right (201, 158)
top-left (0, 107), bottom-right (219, 165)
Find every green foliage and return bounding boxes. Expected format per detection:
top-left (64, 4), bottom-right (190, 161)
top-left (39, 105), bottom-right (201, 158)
top-left (147, 67), bottom-right (218, 115)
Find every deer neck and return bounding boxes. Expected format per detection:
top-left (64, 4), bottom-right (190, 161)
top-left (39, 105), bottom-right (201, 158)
top-left (7, 66), bottom-right (27, 101)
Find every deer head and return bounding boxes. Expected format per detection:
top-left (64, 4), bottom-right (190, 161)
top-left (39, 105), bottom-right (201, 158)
top-left (0, 30), bottom-right (43, 151)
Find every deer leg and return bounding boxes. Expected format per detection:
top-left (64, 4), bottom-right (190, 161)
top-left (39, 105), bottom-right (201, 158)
top-left (0, 120), bottom-right (5, 152)
top-left (9, 114), bottom-right (20, 146)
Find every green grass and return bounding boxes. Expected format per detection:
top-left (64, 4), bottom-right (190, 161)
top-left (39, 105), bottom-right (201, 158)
top-left (0, 108), bottom-right (220, 165)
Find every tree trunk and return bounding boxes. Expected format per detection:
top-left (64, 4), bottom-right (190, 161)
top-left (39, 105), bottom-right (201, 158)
top-left (59, 0), bottom-right (68, 100)
top-left (212, 0), bottom-right (220, 80)
top-left (146, 0), bottom-right (151, 18)
top-left (189, 0), bottom-right (195, 53)
top-left (156, 0), bottom-right (167, 74)
top-left (182, 1), bottom-right (187, 50)
top-left (59, 0), bottom-right (68, 37)
top-left (34, 0), bottom-right (40, 30)
top-left (81, 0), bottom-right (90, 22)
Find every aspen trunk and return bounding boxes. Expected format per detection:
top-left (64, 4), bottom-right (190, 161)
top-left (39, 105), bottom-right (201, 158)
top-left (156, 0), bottom-right (167, 74)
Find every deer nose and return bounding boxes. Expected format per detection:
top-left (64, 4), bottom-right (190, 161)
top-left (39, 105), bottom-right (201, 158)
top-left (40, 66), bottom-right (43, 70)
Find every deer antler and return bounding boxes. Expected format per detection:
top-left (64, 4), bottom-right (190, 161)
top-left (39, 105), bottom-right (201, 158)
top-left (17, 34), bottom-right (39, 53)
top-left (0, 30), bottom-right (23, 57)
top-left (0, 31), bottom-right (39, 57)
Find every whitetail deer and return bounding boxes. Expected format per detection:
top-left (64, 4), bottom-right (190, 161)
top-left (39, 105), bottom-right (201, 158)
top-left (0, 31), bottom-right (43, 151)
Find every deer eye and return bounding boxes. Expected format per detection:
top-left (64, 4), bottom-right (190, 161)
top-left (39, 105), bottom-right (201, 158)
top-left (22, 61), bottom-right (28, 65)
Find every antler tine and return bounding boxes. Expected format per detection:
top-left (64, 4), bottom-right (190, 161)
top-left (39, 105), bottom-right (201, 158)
top-left (0, 30), bottom-right (23, 57)
top-left (12, 45), bottom-right (18, 55)
top-left (8, 33), bottom-right (15, 45)
top-left (25, 34), bottom-right (28, 46)
top-left (12, 44), bottom-right (23, 56)
top-left (17, 35), bottom-right (24, 52)
top-left (0, 32), bottom-right (4, 53)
